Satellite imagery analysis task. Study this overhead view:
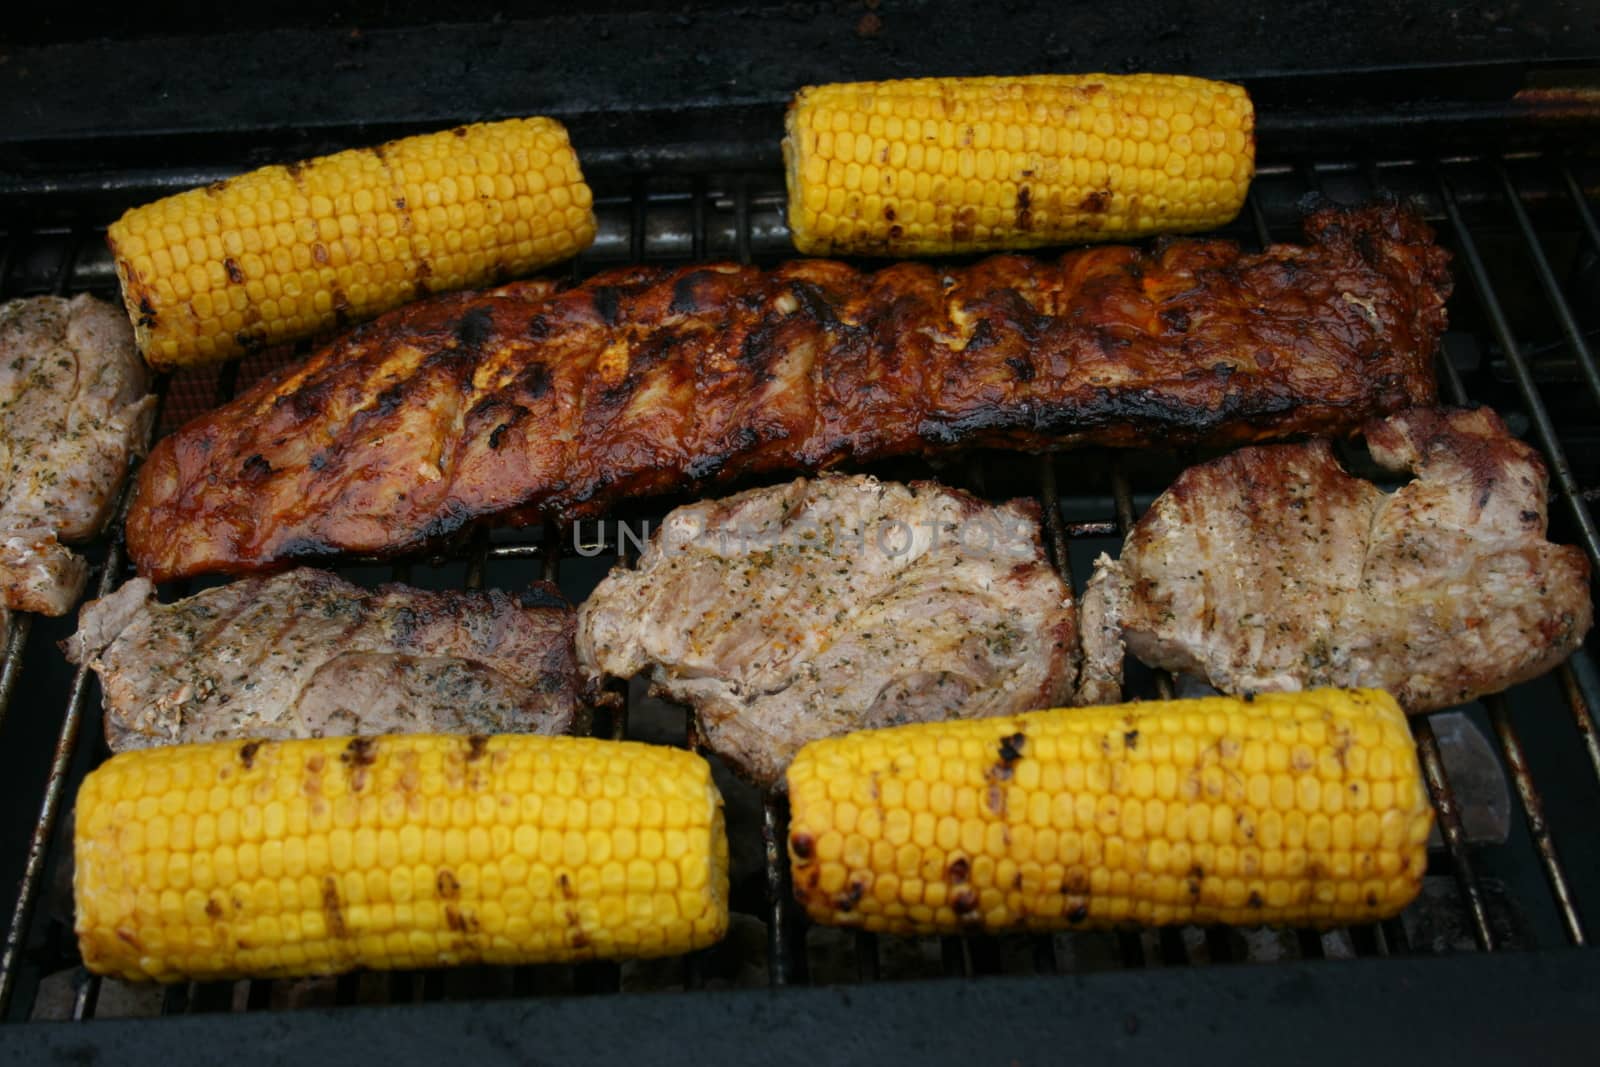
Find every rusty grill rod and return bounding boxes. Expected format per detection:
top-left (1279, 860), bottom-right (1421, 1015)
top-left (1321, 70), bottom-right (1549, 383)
top-left (1414, 719), bottom-right (1496, 951)
top-left (1558, 665), bottom-right (1600, 786)
top-left (1496, 162), bottom-right (1600, 407)
top-left (1485, 697), bottom-right (1587, 945)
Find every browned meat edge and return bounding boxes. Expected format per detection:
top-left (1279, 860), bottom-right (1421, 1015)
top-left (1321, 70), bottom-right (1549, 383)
top-left (128, 199), bottom-right (1449, 581)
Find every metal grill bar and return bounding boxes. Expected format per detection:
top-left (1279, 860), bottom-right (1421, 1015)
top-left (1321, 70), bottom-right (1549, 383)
top-left (1561, 165), bottom-right (1600, 259)
top-left (1496, 162), bottom-right (1600, 408)
top-left (1486, 697), bottom-right (1586, 944)
top-left (0, 482), bottom-right (146, 1015)
top-left (1414, 720), bottom-right (1496, 951)
top-left (1558, 665), bottom-right (1600, 786)
top-left (1438, 166), bottom-right (1600, 567)
top-left (0, 618), bottom-right (32, 736)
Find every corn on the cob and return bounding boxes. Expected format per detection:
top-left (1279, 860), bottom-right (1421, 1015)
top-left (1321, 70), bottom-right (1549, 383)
top-left (107, 118), bottom-right (596, 369)
top-left (75, 733), bottom-right (728, 982)
top-left (787, 689), bottom-right (1430, 934)
top-left (782, 73), bottom-right (1254, 256)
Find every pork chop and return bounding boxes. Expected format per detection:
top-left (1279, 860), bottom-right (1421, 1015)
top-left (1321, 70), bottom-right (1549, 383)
top-left (578, 475), bottom-right (1079, 786)
top-left (66, 569), bottom-right (591, 751)
top-left (1079, 407), bottom-right (1592, 709)
top-left (0, 295), bottom-right (155, 615)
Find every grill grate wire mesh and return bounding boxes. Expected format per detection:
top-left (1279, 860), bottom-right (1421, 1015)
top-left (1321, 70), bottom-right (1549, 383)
top-left (0, 150), bottom-right (1597, 1022)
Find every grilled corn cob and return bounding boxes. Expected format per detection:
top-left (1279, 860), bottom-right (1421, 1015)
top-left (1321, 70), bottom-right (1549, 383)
top-left (783, 73), bottom-right (1254, 256)
top-left (107, 118), bottom-right (596, 369)
top-left (787, 689), bottom-right (1430, 933)
top-left (75, 733), bottom-right (728, 982)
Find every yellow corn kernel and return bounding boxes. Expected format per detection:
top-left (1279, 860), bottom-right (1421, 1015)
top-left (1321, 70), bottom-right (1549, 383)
top-left (107, 118), bottom-right (596, 369)
top-left (75, 734), bottom-right (728, 982)
top-left (782, 74), bottom-right (1254, 255)
top-left (787, 690), bottom-right (1430, 934)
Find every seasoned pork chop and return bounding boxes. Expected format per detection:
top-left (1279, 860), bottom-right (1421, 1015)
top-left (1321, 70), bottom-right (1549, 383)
top-left (1079, 407), bottom-right (1592, 710)
top-left (578, 475), bottom-right (1079, 786)
top-left (66, 569), bottom-right (590, 751)
top-left (0, 295), bottom-right (155, 614)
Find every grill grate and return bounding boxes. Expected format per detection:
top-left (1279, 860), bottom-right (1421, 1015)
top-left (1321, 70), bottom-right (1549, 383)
top-left (1, 146), bottom-right (1598, 1024)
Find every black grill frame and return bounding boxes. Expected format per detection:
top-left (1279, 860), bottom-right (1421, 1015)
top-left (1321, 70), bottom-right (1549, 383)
top-left (1, 16), bottom-right (1598, 1057)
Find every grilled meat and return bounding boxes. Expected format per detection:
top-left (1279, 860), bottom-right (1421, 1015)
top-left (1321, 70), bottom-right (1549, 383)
top-left (65, 569), bottom-right (590, 752)
top-left (1078, 407), bottom-right (1592, 710)
top-left (1, 295), bottom-right (155, 612)
top-left (577, 475), bottom-right (1078, 786)
top-left (128, 201), bottom-right (1448, 582)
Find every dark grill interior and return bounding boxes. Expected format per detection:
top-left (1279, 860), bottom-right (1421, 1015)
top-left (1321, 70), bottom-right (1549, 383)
top-left (1, 16), bottom-right (1598, 1054)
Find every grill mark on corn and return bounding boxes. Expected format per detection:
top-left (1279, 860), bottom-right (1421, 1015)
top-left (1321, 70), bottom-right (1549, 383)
top-left (238, 740), bottom-right (263, 769)
top-left (322, 877), bottom-right (348, 938)
top-left (1015, 186), bottom-right (1033, 232)
top-left (436, 870), bottom-right (461, 899)
top-left (1078, 188), bottom-right (1113, 214)
top-left (340, 737), bottom-right (378, 790)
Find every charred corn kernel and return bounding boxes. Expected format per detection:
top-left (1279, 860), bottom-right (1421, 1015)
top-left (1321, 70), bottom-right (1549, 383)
top-left (783, 74), bottom-right (1254, 255)
top-left (107, 118), bottom-right (596, 368)
top-left (787, 690), bottom-right (1430, 934)
top-left (75, 734), bottom-right (728, 982)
